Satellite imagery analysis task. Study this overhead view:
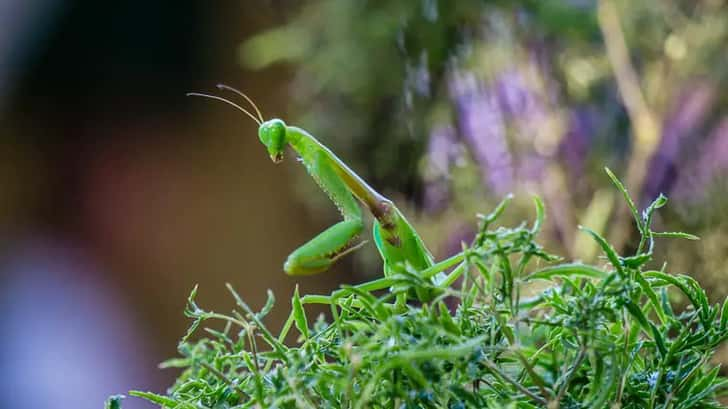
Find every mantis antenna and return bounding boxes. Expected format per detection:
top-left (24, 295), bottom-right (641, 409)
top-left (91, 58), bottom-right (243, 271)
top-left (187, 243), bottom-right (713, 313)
top-left (216, 84), bottom-right (264, 123)
top-left (186, 92), bottom-right (262, 126)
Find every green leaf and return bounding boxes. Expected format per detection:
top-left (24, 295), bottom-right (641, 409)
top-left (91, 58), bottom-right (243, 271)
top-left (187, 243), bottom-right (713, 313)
top-left (588, 357), bottom-right (619, 409)
top-left (579, 226), bottom-right (624, 275)
top-left (226, 283), bottom-right (288, 357)
top-left (258, 289), bottom-right (276, 319)
top-left (689, 366), bottom-right (720, 397)
top-left (604, 167), bottom-right (642, 233)
top-left (649, 322), bottom-right (668, 357)
top-left (159, 357), bottom-right (190, 369)
top-left (647, 193), bottom-right (668, 210)
top-left (620, 253), bottom-right (652, 269)
top-left (401, 362), bottom-right (429, 388)
top-left (651, 231), bottom-right (700, 240)
top-left (104, 395), bottom-right (124, 409)
top-left (623, 300), bottom-right (667, 356)
top-left (241, 350), bottom-right (257, 372)
top-left (644, 271), bottom-right (700, 312)
top-left (478, 193), bottom-right (513, 225)
top-left (661, 287), bottom-right (675, 318)
top-left (526, 263), bottom-right (608, 281)
top-left (681, 379), bottom-right (728, 409)
top-left (438, 301), bottom-right (461, 335)
top-left (639, 194), bottom-right (668, 252)
top-left (532, 195), bottom-right (545, 234)
top-left (129, 391), bottom-right (192, 408)
top-left (633, 271), bottom-right (667, 325)
top-left (292, 285), bottom-right (310, 339)
top-left (623, 300), bottom-right (650, 328)
top-left (684, 275), bottom-right (711, 314)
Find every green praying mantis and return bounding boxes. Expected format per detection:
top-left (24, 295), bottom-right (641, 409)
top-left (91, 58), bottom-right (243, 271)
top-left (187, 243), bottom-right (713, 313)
top-left (189, 85), bottom-right (469, 305)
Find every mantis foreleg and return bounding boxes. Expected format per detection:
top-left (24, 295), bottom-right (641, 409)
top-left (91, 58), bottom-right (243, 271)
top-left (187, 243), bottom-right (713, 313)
top-left (283, 150), bottom-right (365, 275)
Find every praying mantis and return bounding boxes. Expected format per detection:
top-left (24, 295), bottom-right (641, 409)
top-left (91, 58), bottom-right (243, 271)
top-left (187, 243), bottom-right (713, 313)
top-left (189, 85), bottom-right (468, 305)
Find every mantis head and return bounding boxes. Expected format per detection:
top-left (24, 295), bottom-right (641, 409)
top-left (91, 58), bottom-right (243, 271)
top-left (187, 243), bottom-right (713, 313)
top-left (187, 84), bottom-right (288, 161)
top-left (258, 119), bottom-right (286, 163)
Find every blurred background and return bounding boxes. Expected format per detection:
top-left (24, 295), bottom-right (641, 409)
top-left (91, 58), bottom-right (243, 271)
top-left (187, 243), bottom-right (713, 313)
top-left (0, 0), bottom-right (727, 407)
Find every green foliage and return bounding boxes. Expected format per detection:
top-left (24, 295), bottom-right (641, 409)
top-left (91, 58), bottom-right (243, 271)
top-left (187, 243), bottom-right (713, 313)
top-left (104, 395), bottom-right (125, 409)
top-left (125, 171), bottom-right (728, 408)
